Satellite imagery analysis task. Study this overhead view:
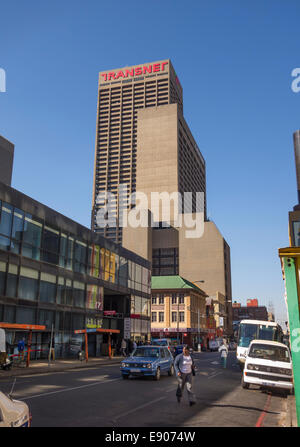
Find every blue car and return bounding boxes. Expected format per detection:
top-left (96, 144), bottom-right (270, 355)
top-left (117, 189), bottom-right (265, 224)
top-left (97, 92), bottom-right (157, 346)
top-left (120, 346), bottom-right (174, 380)
top-left (174, 345), bottom-right (194, 357)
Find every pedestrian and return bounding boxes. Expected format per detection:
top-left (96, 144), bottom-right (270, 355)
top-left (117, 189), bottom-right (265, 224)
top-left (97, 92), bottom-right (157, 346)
top-left (17, 338), bottom-right (25, 361)
top-left (174, 345), bottom-right (196, 406)
top-left (121, 338), bottom-right (127, 357)
top-left (218, 340), bottom-right (228, 368)
top-left (132, 340), bottom-right (137, 352)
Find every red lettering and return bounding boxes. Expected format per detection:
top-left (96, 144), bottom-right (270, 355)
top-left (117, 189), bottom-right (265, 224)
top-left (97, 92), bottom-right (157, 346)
top-left (101, 73), bottom-right (108, 81)
top-left (124, 69), bottom-right (134, 78)
top-left (143, 65), bottom-right (152, 74)
top-left (116, 71), bottom-right (125, 79)
top-left (135, 67), bottom-right (142, 76)
top-left (161, 61), bottom-right (168, 71)
top-left (153, 63), bottom-right (160, 72)
top-left (108, 72), bottom-right (116, 80)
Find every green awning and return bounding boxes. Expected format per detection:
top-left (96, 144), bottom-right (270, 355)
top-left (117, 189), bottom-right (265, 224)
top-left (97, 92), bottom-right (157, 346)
top-left (151, 275), bottom-right (206, 294)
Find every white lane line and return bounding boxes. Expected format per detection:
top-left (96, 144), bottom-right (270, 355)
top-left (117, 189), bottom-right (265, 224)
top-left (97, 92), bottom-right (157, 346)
top-left (114, 396), bottom-right (167, 421)
top-left (208, 372), bottom-right (222, 380)
top-left (19, 377), bottom-right (121, 400)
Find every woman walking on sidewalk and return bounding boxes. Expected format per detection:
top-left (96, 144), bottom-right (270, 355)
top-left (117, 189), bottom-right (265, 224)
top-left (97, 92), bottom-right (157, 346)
top-left (174, 345), bottom-right (196, 406)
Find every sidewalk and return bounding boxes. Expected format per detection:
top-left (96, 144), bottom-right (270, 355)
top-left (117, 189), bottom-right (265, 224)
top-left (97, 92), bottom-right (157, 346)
top-left (0, 355), bottom-right (122, 380)
top-left (284, 395), bottom-right (298, 427)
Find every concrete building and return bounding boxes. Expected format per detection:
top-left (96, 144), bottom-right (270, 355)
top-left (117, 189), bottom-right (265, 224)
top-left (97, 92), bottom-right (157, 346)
top-left (150, 275), bottom-right (207, 347)
top-left (289, 130), bottom-right (300, 246)
top-left (0, 135), bottom-right (14, 186)
top-left (91, 60), bottom-right (206, 243)
top-left (92, 59), bottom-right (232, 335)
top-left (232, 304), bottom-right (268, 322)
top-left (123, 218), bottom-right (233, 335)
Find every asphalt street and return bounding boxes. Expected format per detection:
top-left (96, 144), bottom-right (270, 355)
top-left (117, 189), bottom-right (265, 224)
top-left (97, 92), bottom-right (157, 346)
top-left (0, 352), bottom-right (287, 427)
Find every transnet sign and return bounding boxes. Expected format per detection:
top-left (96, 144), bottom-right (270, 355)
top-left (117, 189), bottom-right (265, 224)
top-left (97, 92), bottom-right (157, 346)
top-left (100, 61), bottom-right (168, 82)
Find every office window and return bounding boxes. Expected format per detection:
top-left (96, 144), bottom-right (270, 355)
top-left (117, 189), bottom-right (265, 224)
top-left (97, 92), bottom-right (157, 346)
top-left (152, 295), bottom-right (157, 305)
top-left (6, 264), bottom-right (18, 297)
top-left (74, 240), bottom-right (87, 274)
top-left (159, 312), bottom-right (164, 322)
top-left (179, 294), bottom-right (185, 304)
top-left (18, 267), bottom-right (39, 301)
top-left (172, 312), bottom-right (177, 322)
top-left (22, 215), bottom-right (42, 261)
top-left (151, 312), bottom-right (157, 322)
top-left (171, 294), bottom-right (177, 304)
top-left (0, 202), bottom-right (13, 237)
top-left (179, 312), bottom-right (185, 322)
top-left (65, 279), bottom-right (73, 306)
top-left (0, 261), bottom-right (6, 295)
top-left (11, 208), bottom-right (24, 242)
top-left (159, 294), bottom-right (164, 305)
top-left (73, 281), bottom-right (85, 308)
top-left (40, 272), bottom-right (56, 303)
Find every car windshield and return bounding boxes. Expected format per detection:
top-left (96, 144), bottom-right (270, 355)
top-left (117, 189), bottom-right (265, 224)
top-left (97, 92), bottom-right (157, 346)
top-left (248, 344), bottom-right (290, 363)
top-left (238, 324), bottom-right (277, 348)
top-left (132, 348), bottom-right (160, 358)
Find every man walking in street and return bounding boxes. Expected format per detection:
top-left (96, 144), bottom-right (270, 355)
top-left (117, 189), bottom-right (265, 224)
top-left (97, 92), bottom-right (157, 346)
top-left (121, 338), bottom-right (127, 357)
top-left (174, 345), bottom-right (196, 406)
top-left (218, 340), bottom-right (228, 368)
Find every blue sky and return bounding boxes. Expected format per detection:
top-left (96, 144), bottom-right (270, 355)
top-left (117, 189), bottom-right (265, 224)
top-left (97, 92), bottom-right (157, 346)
top-left (1, 0), bottom-right (299, 326)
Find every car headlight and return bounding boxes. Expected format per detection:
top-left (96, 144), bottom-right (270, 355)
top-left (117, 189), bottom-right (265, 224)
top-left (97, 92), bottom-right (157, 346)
top-left (121, 363), bottom-right (126, 367)
top-left (247, 364), bottom-right (254, 370)
top-left (147, 363), bottom-right (152, 369)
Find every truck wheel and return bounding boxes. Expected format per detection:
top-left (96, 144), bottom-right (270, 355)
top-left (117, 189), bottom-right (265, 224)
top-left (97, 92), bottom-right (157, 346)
top-left (242, 377), bottom-right (249, 389)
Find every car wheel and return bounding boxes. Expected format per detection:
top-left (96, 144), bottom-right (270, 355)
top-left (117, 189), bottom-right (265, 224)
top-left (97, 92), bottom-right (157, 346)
top-left (154, 367), bottom-right (161, 381)
top-left (241, 377), bottom-right (249, 389)
top-left (168, 365), bottom-right (174, 376)
top-left (122, 374), bottom-right (129, 380)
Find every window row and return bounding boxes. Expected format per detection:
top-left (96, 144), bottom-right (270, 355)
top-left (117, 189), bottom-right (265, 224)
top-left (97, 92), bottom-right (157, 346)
top-left (151, 311), bottom-right (185, 323)
top-left (0, 200), bottom-right (150, 293)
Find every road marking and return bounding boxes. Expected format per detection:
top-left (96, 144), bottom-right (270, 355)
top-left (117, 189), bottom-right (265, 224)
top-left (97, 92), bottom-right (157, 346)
top-left (208, 372), bottom-right (222, 380)
top-left (18, 377), bottom-right (121, 401)
top-left (114, 396), bottom-right (167, 421)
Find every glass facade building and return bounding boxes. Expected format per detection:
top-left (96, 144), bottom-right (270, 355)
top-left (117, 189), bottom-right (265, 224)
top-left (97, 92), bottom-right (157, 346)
top-left (0, 182), bottom-right (151, 358)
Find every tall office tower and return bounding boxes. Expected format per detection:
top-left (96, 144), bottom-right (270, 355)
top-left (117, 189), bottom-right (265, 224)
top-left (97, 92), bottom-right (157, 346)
top-left (92, 59), bottom-right (206, 243)
top-left (0, 135), bottom-right (14, 186)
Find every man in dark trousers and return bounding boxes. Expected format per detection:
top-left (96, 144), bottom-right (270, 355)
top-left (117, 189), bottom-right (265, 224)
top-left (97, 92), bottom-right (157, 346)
top-left (174, 345), bottom-right (196, 406)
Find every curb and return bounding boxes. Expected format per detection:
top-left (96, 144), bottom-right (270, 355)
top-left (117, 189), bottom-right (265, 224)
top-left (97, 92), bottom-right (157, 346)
top-left (287, 395), bottom-right (298, 427)
top-left (0, 359), bottom-right (122, 380)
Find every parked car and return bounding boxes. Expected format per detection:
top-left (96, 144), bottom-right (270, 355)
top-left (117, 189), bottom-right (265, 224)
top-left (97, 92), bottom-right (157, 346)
top-left (151, 338), bottom-right (172, 353)
top-left (241, 340), bottom-right (294, 395)
top-left (173, 344), bottom-right (194, 357)
top-left (0, 390), bottom-right (31, 427)
top-left (208, 339), bottom-right (222, 352)
top-left (120, 346), bottom-right (174, 380)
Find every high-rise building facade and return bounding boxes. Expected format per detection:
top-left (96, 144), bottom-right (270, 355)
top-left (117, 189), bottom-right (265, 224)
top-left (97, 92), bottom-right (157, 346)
top-left (92, 59), bottom-right (206, 243)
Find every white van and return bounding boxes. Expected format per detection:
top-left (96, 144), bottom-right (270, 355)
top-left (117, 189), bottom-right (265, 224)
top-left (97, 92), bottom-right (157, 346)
top-left (209, 338), bottom-right (222, 352)
top-left (0, 391), bottom-right (31, 427)
top-left (242, 340), bottom-right (294, 394)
